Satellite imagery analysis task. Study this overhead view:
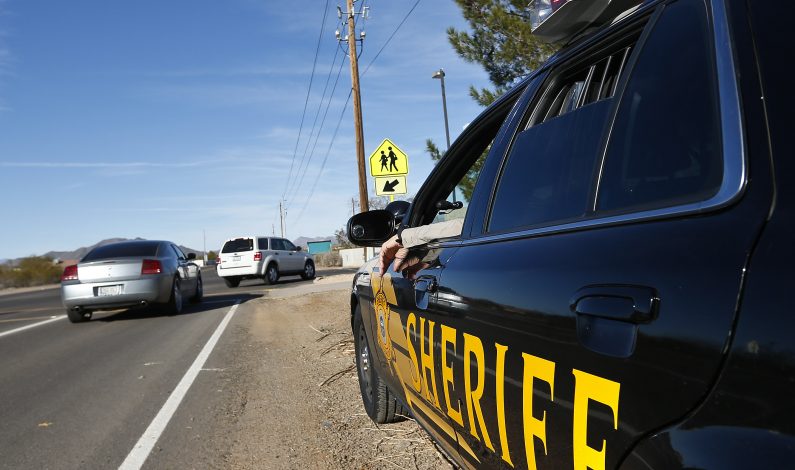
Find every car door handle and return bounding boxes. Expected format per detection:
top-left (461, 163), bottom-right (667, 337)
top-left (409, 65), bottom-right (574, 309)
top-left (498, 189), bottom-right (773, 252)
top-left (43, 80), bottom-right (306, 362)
top-left (570, 285), bottom-right (659, 324)
top-left (570, 285), bottom-right (659, 358)
top-left (414, 276), bottom-right (437, 310)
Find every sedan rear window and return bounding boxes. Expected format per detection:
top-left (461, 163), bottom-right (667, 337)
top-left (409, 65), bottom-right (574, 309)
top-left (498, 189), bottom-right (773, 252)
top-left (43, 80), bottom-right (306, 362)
top-left (222, 238), bottom-right (254, 253)
top-left (82, 241), bottom-right (160, 261)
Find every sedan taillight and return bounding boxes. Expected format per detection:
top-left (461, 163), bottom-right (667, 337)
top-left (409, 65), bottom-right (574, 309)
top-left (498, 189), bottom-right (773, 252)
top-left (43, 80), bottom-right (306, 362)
top-left (61, 265), bottom-right (78, 282)
top-left (141, 259), bottom-right (162, 275)
top-left (254, 252), bottom-right (262, 261)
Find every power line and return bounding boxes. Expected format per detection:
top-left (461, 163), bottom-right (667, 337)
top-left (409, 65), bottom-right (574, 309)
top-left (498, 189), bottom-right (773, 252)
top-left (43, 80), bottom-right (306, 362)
top-left (362, 0), bottom-right (422, 77)
top-left (294, 89), bottom-right (353, 222)
top-left (285, 45), bottom-right (341, 205)
top-left (282, 0), bottom-right (330, 201)
top-left (288, 54), bottom-right (347, 211)
top-left (293, 0), bottom-right (424, 222)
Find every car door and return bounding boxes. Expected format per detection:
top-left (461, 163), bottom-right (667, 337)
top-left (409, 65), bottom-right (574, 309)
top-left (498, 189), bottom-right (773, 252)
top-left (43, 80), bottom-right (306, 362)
top-left (366, 82), bottom-right (533, 466)
top-left (419, 1), bottom-right (773, 469)
top-left (280, 239), bottom-right (302, 272)
top-left (170, 244), bottom-right (197, 293)
top-left (270, 239), bottom-right (290, 271)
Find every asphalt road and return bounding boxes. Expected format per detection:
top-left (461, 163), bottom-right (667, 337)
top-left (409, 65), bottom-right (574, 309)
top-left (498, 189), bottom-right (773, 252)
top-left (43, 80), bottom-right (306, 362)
top-left (0, 267), bottom-right (354, 469)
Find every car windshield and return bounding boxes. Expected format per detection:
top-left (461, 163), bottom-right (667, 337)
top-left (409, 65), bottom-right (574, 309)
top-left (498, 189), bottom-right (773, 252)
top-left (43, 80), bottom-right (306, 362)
top-left (222, 238), bottom-right (254, 253)
top-left (82, 241), bottom-right (160, 261)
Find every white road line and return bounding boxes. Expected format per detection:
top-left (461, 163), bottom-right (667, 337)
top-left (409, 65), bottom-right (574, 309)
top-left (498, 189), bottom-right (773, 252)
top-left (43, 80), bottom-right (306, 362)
top-left (0, 315), bottom-right (65, 338)
top-left (119, 301), bottom-right (241, 470)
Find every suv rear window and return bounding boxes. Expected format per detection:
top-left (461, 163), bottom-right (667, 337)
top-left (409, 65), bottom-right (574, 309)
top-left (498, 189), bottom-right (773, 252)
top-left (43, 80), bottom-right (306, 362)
top-left (82, 241), bottom-right (160, 261)
top-left (222, 238), bottom-right (254, 253)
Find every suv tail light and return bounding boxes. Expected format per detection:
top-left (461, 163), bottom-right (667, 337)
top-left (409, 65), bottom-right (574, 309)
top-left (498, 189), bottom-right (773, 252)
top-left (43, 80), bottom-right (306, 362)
top-left (254, 252), bottom-right (262, 261)
top-left (61, 265), bottom-right (78, 282)
top-left (141, 259), bottom-right (162, 275)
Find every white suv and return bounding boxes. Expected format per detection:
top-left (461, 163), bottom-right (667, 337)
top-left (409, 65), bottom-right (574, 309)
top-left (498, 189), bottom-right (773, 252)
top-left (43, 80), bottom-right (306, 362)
top-left (216, 236), bottom-right (315, 287)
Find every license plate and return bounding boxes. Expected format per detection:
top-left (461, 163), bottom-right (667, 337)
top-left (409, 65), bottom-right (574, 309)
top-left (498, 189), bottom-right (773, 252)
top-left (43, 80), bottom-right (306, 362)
top-left (233, 256), bottom-right (241, 261)
top-left (98, 285), bottom-right (121, 296)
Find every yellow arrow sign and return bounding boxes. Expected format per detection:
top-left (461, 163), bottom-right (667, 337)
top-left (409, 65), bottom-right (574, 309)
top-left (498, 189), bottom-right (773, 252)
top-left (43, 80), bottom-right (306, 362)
top-left (375, 176), bottom-right (408, 196)
top-left (369, 138), bottom-right (409, 177)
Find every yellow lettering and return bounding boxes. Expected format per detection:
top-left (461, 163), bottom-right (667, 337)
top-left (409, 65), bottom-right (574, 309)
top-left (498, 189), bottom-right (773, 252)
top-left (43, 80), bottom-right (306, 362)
top-left (440, 324), bottom-right (463, 426)
top-left (495, 343), bottom-right (513, 467)
top-left (405, 313), bottom-right (421, 392)
top-left (572, 369), bottom-right (620, 470)
top-left (463, 333), bottom-right (495, 452)
top-left (522, 353), bottom-right (555, 470)
top-left (420, 318), bottom-right (441, 409)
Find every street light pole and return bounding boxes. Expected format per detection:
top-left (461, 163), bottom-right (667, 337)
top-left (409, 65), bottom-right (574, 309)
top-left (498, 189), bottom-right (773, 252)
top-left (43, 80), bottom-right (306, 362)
top-left (432, 69), bottom-right (451, 150)
top-left (432, 68), bottom-right (455, 202)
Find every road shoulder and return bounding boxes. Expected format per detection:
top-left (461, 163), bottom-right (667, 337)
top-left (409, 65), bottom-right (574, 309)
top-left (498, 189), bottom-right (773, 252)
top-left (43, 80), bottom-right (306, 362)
top-left (216, 288), bottom-right (452, 469)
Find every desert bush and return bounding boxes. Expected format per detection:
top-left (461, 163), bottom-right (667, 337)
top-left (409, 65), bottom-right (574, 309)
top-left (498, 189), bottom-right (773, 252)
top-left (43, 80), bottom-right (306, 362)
top-left (0, 257), bottom-right (62, 288)
top-left (314, 252), bottom-right (342, 267)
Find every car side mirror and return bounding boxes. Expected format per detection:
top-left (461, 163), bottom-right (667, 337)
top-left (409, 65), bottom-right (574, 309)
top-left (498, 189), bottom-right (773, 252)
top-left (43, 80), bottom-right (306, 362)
top-left (293, 246), bottom-right (302, 252)
top-left (187, 253), bottom-right (197, 260)
top-left (385, 200), bottom-right (410, 223)
top-left (347, 210), bottom-right (399, 247)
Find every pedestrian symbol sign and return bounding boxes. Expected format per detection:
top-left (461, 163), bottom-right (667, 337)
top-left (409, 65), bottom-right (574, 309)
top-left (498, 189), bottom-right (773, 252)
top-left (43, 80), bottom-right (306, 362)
top-left (369, 139), bottom-right (409, 177)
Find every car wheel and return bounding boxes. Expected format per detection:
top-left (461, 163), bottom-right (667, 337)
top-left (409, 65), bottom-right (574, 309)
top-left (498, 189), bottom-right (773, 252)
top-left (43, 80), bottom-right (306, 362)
top-left (263, 263), bottom-right (279, 285)
top-left (66, 309), bottom-right (91, 323)
top-left (353, 303), bottom-right (405, 423)
top-left (167, 276), bottom-right (183, 314)
top-left (223, 276), bottom-right (240, 288)
top-left (301, 260), bottom-right (316, 280)
top-left (190, 275), bottom-right (203, 303)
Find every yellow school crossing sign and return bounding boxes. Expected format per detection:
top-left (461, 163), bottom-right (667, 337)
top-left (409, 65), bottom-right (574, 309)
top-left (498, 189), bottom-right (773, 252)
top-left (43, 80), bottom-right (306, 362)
top-left (369, 138), bottom-right (409, 177)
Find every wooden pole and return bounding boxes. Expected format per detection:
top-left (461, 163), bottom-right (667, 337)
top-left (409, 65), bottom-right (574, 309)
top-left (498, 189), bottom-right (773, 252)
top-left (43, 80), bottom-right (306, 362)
top-left (347, 0), bottom-right (369, 215)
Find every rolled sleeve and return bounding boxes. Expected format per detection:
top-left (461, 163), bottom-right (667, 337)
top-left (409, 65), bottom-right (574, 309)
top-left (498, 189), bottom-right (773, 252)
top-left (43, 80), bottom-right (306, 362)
top-left (400, 219), bottom-right (464, 248)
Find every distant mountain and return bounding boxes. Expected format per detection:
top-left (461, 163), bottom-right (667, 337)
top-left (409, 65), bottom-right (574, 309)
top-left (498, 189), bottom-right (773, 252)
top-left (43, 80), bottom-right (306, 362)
top-left (42, 238), bottom-right (203, 262)
top-left (293, 235), bottom-right (335, 249)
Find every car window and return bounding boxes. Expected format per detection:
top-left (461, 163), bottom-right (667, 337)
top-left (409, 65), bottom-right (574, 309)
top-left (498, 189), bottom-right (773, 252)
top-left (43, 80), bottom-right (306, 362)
top-left (171, 245), bottom-right (186, 260)
top-left (258, 238), bottom-right (269, 250)
top-left (82, 241), bottom-right (160, 261)
top-left (431, 140), bottom-right (493, 225)
top-left (488, 28), bottom-right (641, 233)
top-left (596, 0), bottom-right (722, 213)
top-left (271, 239), bottom-right (285, 251)
top-left (221, 238), bottom-right (253, 253)
top-left (282, 239), bottom-right (296, 251)
top-left (417, 88), bottom-right (525, 231)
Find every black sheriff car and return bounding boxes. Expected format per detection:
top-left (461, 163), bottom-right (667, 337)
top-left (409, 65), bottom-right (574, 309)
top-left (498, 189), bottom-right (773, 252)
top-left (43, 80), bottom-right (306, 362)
top-left (346, 0), bottom-right (793, 468)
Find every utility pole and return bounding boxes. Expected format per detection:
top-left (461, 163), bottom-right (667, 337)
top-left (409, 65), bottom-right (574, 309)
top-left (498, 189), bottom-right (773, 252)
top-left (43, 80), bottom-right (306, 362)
top-left (279, 200), bottom-right (286, 237)
top-left (203, 229), bottom-right (207, 263)
top-left (341, 0), bottom-right (369, 214)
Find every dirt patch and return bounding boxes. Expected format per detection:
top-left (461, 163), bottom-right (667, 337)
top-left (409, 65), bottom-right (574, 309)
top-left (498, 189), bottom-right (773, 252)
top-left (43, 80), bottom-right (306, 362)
top-left (222, 289), bottom-right (454, 470)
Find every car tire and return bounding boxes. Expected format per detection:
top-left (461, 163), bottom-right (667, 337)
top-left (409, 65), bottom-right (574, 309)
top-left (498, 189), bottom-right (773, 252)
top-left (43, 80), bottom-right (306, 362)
top-left (353, 303), bottom-right (406, 424)
top-left (263, 263), bottom-right (279, 285)
top-left (66, 309), bottom-right (91, 323)
top-left (190, 275), bottom-right (203, 303)
top-left (301, 260), bottom-right (316, 280)
top-left (223, 276), bottom-right (240, 288)
top-left (166, 276), bottom-right (183, 315)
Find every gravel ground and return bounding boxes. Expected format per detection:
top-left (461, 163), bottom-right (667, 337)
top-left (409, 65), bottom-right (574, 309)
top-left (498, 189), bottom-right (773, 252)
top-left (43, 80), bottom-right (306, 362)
top-left (216, 288), bottom-right (455, 470)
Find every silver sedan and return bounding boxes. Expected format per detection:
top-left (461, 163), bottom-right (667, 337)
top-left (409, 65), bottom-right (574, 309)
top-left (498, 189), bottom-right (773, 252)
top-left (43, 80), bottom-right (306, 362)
top-left (60, 240), bottom-right (203, 323)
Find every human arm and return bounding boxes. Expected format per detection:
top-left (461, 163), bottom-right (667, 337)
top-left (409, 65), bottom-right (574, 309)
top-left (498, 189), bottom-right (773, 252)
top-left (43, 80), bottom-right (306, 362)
top-left (378, 218), bottom-right (464, 276)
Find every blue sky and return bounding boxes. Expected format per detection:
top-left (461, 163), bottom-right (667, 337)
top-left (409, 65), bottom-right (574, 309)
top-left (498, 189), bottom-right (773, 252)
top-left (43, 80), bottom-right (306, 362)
top-left (0, 0), bottom-right (490, 259)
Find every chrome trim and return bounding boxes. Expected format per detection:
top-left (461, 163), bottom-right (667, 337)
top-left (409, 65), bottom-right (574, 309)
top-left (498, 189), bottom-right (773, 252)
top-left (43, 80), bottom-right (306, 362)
top-left (452, 0), bottom-right (745, 249)
top-left (711, 0), bottom-right (746, 200)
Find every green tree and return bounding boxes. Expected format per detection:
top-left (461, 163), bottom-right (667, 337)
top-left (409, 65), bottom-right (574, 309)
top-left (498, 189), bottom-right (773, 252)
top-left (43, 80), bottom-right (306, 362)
top-left (207, 250), bottom-right (218, 261)
top-left (426, 1), bottom-right (558, 197)
top-left (448, 0), bottom-right (557, 107)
